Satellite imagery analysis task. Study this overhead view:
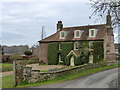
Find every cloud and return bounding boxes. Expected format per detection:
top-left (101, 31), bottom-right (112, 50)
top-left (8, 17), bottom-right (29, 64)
top-left (1, 1), bottom-right (118, 46)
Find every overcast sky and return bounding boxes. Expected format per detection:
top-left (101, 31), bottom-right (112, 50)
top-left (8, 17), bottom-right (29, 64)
top-left (0, 0), bottom-right (119, 47)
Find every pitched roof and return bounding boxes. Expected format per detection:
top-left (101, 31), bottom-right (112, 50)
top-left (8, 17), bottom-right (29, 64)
top-left (67, 50), bottom-right (80, 57)
top-left (39, 24), bottom-right (107, 43)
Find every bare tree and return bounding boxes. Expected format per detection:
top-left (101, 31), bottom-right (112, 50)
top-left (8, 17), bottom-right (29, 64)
top-left (89, 0), bottom-right (120, 27)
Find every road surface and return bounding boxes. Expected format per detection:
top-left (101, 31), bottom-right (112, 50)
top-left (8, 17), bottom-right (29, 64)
top-left (32, 68), bottom-right (119, 88)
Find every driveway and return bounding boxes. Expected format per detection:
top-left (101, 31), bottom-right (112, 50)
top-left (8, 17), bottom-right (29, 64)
top-left (32, 68), bottom-right (119, 88)
top-left (0, 71), bottom-right (13, 77)
top-left (26, 63), bottom-right (65, 71)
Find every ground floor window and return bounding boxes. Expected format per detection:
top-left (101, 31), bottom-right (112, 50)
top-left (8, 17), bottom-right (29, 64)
top-left (59, 54), bottom-right (63, 62)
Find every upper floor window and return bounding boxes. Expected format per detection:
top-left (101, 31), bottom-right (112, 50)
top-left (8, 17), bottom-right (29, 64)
top-left (89, 29), bottom-right (96, 37)
top-left (60, 31), bottom-right (67, 39)
top-left (74, 30), bottom-right (83, 38)
top-left (58, 43), bottom-right (62, 50)
top-left (74, 42), bottom-right (79, 50)
top-left (89, 41), bottom-right (93, 49)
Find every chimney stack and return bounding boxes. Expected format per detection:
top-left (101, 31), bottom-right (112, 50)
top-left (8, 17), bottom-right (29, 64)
top-left (57, 21), bottom-right (63, 31)
top-left (106, 11), bottom-right (112, 26)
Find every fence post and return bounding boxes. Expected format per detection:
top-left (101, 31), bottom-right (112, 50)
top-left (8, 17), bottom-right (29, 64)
top-left (13, 60), bottom-right (17, 87)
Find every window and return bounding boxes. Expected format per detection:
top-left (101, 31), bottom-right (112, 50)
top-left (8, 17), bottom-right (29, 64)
top-left (60, 31), bottom-right (67, 39)
top-left (89, 29), bottom-right (96, 37)
top-left (74, 30), bottom-right (84, 38)
top-left (89, 41), bottom-right (93, 49)
top-left (74, 42), bottom-right (79, 50)
top-left (59, 43), bottom-right (62, 50)
top-left (59, 54), bottom-right (63, 62)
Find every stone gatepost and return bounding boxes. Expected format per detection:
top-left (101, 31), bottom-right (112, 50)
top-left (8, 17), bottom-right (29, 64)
top-left (13, 60), bottom-right (26, 86)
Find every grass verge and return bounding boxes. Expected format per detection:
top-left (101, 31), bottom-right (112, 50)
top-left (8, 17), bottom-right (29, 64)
top-left (16, 64), bottom-right (119, 88)
top-left (0, 74), bottom-right (14, 88)
top-left (0, 63), bottom-right (13, 72)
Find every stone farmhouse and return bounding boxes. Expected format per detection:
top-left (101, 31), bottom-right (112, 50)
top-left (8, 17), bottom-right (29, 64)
top-left (38, 12), bottom-right (115, 66)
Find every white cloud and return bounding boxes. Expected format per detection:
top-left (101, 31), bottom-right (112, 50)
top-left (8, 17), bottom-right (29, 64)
top-left (0, 0), bottom-right (90, 3)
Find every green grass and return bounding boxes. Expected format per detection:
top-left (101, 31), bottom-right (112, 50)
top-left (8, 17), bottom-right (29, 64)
top-left (17, 64), bottom-right (119, 88)
top-left (1, 64), bottom-right (119, 88)
top-left (0, 74), bottom-right (14, 88)
top-left (0, 63), bottom-right (13, 72)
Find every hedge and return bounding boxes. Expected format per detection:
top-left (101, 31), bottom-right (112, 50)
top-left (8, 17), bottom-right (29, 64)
top-left (93, 41), bottom-right (104, 63)
top-left (48, 43), bottom-right (58, 65)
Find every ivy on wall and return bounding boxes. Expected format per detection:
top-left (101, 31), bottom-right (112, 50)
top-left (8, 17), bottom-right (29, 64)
top-left (48, 43), bottom-right (58, 65)
top-left (48, 41), bottom-right (104, 65)
top-left (60, 42), bottom-right (73, 65)
top-left (93, 41), bottom-right (104, 63)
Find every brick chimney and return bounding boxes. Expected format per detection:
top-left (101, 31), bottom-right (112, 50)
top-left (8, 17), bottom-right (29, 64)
top-left (106, 11), bottom-right (112, 26)
top-left (57, 21), bottom-right (63, 31)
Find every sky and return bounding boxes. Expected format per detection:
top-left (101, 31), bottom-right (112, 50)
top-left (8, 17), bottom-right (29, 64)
top-left (0, 0), bottom-right (119, 47)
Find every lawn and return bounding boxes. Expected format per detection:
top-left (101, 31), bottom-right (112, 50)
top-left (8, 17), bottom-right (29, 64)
top-left (0, 74), bottom-right (14, 88)
top-left (1, 63), bottom-right (119, 88)
top-left (0, 63), bottom-right (13, 72)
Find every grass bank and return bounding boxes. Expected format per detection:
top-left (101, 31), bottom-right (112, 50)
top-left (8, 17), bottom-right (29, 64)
top-left (0, 63), bottom-right (119, 88)
top-left (0, 63), bottom-right (13, 72)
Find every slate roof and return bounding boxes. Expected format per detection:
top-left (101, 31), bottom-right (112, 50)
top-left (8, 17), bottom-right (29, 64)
top-left (39, 24), bottom-right (107, 43)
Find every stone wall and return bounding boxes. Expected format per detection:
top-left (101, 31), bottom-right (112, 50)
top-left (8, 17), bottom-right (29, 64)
top-left (14, 60), bottom-right (118, 86)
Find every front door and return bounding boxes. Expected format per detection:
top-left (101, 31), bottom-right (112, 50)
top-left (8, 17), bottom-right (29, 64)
top-left (70, 56), bottom-right (75, 66)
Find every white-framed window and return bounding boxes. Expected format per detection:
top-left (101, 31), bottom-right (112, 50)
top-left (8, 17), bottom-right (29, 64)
top-left (89, 29), bottom-right (96, 37)
top-left (60, 31), bottom-right (67, 39)
top-left (89, 41), bottom-right (93, 49)
top-left (74, 42), bottom-right (79, 50)
top-left (59, 54), bottom-right (63, 62)
top-left (58, 43), bottom-right (62, 50)
top-left (74, 30), bottom-right (83, 38)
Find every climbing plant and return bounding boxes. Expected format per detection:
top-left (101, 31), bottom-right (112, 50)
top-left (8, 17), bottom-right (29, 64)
top-left (93, 41), bottom-right (104, 63)
top-left (48, 43), bottom-right (58, 65)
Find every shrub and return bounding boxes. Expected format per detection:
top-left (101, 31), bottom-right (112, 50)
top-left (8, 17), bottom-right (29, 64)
top-left (25, 56), bottom-right (39, 64)
top-left (10, 54), bottom-right (22, 60)
top-left (24, 51), bottom-right (33, 56)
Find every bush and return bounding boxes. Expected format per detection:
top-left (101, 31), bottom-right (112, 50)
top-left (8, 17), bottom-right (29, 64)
top-left (24, 51), bottom-right (33, 56)
top-left (10, 54), bottom-right (22, 60)
top-left (25, 56), bottom-right (39, 64)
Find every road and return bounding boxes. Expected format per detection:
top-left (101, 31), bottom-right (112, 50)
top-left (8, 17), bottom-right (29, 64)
top-left (32, 68), bottom-right (119, 88)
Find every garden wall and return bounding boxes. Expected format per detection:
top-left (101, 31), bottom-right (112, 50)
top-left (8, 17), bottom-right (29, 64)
top-left (14, 60), bottom-right (118, 86)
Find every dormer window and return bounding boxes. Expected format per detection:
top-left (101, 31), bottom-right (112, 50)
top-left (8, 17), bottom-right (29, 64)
top-left (60, 31), bottom-right (67, 39)
top-left (60, 31), bottom-right (65, 39)
top-left (89, 29), bottom-right (96, 37)
top-left (74, 30), bottom-right (83, 38)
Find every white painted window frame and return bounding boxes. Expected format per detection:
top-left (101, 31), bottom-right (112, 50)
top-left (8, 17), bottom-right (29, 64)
top-left (74, 42), bottom-right (79, 50)
top-left (74, 30), bottom-right (80, 38)
top-left (89, 29), bottom-right (96, 37)
top-left (59, 54), bottom-right (63, 62)
top-left (60, 31), bottom-right (66, 39)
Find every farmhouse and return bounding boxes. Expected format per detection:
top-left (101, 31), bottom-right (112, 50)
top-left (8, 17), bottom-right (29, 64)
top-left (38, 12), bottom-right (115, 66)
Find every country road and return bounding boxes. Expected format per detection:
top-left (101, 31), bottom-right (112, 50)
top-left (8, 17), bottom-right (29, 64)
top-left (32, 68), bottom-right (119, 88)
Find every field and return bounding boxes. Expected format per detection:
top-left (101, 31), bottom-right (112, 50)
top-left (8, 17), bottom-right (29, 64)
top-left (0, 63), bottom-right (13, 72)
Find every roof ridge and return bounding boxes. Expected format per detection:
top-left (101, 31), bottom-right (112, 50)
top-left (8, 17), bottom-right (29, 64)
top-left (63, 24), bottom-right (106, 29)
